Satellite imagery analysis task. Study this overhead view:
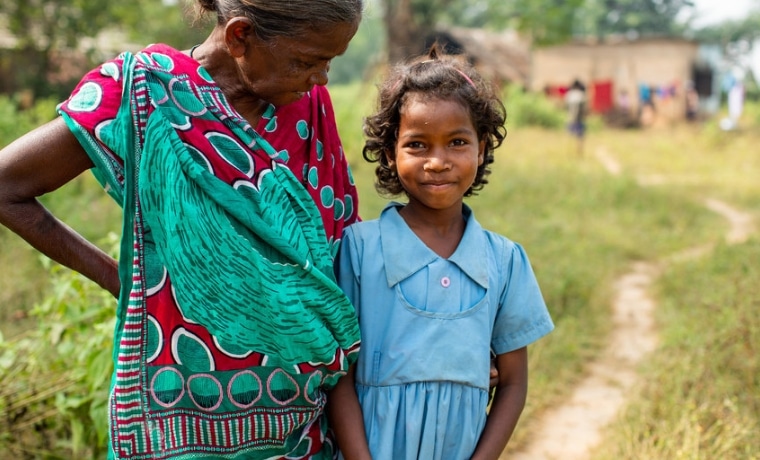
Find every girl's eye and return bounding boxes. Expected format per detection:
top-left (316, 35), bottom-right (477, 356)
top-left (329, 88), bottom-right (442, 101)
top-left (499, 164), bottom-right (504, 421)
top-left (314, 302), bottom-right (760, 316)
top-left (451, 139), bottom-right (468, 147)
top-left (405, 141), bottom-right (425, 149)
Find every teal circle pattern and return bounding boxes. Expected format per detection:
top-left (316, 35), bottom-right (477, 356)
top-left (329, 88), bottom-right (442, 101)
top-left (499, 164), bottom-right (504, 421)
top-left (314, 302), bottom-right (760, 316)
top-left (343, 194), bottom-right (355, 221)
top-left (151, 368), bottom-right (185, 408)
top-left (228, 371), bottom-right (262, 408)
top-left (173, 329), bottom-right (214, 372)
top-left (265, 116), bottom-right (278, 133)
top-left (187, 374), bottom-right (223, 411)
top-left (333, 198), bottom-right (344, 220)
top-left (270, 149), bottom-right (290, 162)
top-left (320, 186), bottom-right (334, 208)
top-left (316, 140), bottom-right (324, 160)
top-left (185, 144), bottom-right (214, 173)
top-left (100, 62), bottom-right (120, 81)
top-left (151, 53), bottom-right (175, 71)
top-left (307, 166), bottom-right (319, 189)
top-left (197, 66), bottom-right (214, 83)
top-left (296, 120), bottom-right (309, 140)
top-left (169, 79), bottom-right (206, 116)
top-left (207, 132), bottom-right (254, 177)
top-left (67, 82), bottom-right (103, 112)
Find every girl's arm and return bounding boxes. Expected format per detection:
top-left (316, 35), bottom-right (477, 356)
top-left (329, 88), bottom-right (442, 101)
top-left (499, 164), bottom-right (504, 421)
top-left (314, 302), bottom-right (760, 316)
top-left (327, 364), bottom-right (373, 460)
top-left (470, 346), bottom-right (528, 460)
top-left (0, 118), bottom-right (121, 297)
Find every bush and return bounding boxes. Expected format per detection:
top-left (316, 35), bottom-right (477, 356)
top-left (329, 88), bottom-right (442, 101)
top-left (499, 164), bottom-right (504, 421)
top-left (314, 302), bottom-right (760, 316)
top-left (0, 235), bottom-right (118, 458)
top-left (0, 95), bottom-right (59, 148)
top-left (502, 85), bottom-right (565, 129)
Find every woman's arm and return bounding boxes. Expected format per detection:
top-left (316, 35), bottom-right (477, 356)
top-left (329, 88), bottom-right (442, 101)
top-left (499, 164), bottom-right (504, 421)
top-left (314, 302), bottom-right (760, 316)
top-left (0, 117), bottom-right (120, 297)
top-left (327, 364), bottom-right (373, 460)
top-left (470, 347), bottom-right (529, 460)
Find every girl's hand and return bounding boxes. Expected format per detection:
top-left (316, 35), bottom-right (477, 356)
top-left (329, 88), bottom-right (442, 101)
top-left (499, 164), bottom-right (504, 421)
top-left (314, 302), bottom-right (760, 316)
top-left (489, 358), bottom-right (499, 387)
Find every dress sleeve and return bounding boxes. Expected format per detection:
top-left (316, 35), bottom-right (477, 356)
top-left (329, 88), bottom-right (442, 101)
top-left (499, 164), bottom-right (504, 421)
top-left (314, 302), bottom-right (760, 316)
top-left (57, 55), bottom-right (132, 205)
top-left (491, 242), bottom-right (554, 355)
top-left (335, 226), bottom-right (362, 319)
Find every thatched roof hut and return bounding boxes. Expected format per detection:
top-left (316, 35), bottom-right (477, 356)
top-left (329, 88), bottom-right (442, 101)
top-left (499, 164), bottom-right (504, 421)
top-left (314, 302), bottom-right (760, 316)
top-left (425, 27), bottom-right (531, 88)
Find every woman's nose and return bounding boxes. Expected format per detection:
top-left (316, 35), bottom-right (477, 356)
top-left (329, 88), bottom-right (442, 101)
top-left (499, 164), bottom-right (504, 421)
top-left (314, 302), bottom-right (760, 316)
top-left (310, 64), bottom-right (330, 87)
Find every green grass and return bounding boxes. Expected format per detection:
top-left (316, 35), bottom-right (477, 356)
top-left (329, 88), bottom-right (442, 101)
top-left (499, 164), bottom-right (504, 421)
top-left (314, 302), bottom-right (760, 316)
top-left (1, 86), bottom-right (759, 458)
top-left (591, 239), bottom-right (760, 459)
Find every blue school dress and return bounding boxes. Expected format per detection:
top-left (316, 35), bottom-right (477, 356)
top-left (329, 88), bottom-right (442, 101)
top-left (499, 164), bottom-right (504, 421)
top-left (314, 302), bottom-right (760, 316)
top-left (336, 203), bottom-right (554, 460)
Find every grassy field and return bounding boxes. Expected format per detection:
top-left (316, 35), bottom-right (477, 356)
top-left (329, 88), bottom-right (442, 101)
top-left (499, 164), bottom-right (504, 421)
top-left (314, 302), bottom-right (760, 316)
top-left (0, 85), bottom-right (758, 457)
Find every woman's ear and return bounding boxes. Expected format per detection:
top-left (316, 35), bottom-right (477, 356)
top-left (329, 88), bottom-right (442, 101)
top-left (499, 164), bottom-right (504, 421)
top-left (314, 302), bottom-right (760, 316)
top-left (224, 17), bottom-right (255, 58)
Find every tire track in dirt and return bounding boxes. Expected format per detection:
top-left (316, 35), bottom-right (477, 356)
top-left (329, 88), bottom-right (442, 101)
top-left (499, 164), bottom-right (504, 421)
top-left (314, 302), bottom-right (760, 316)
top-left (505, 147), bottom-right (754, 460)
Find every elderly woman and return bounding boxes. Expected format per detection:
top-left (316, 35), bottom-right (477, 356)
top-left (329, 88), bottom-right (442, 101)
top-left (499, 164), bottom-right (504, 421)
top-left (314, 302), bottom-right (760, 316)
top-left (0, 0), bottom-right (363, 458)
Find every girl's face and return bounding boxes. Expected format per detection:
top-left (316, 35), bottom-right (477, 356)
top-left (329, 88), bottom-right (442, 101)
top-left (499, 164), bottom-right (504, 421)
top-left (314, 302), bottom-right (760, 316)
top-left (389, 94), bottom-right (485, 215)
top-left (238, 21), bottom-right (357, 107)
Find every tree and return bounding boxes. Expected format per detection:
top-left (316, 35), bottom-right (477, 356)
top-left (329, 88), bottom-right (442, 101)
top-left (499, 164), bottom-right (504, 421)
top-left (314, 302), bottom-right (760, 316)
top-left (380, 0), bottom-right (697, 65)
top-left (381, 0), bottom-right (603, 64)
top-left (0, 0), bottom-right (119, 97)
top-left (383, 0), bottom-right (451, 63)
top-left (0, 0), bottom-right (205, 98)
top-left (575, 0), bottom-right (695, 39)
top-left (690, 12), bottom-right (760, 95)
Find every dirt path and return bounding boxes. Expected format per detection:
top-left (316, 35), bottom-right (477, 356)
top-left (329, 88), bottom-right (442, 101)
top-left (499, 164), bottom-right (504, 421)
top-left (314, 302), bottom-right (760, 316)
top-left (505, 147), bottom-right (755, 460)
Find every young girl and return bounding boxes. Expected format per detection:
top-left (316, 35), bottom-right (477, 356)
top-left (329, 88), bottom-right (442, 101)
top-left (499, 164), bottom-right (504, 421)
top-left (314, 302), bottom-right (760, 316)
top-left (328, 48), bottom-right (555, 460)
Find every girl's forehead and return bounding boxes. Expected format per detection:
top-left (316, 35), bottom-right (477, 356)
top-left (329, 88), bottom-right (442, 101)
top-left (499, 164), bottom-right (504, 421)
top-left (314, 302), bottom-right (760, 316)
top-left (400, 93), bottom-right (469, 114)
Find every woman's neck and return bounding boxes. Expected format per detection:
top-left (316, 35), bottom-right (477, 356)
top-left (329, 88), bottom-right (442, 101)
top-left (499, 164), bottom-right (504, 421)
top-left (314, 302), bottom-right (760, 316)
top-left (190, 35), bottom-right (267, 127)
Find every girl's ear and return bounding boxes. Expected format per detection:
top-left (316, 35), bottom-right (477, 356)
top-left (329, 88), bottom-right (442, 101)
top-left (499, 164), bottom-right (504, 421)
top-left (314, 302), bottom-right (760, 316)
top-left (478, 139), bottom-right (486, 166)
top-left (224, 17), bottom-right (255, 58)
top-left (384, 149), bottom-right (396, 170)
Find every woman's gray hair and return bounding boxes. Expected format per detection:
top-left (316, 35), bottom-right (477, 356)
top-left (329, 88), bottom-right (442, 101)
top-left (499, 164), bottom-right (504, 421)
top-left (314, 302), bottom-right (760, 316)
top-left (196, 0), bottom-right (363, 40)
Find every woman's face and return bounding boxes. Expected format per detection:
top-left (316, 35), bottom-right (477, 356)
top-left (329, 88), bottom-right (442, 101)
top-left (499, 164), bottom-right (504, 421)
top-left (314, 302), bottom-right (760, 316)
top-left (238, 21), bottom-right (358, 107)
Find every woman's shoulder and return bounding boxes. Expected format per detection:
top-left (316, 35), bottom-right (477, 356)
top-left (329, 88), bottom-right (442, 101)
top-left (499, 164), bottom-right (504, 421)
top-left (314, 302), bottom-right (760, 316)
top-left (133, 44), bottom-right (199, 72)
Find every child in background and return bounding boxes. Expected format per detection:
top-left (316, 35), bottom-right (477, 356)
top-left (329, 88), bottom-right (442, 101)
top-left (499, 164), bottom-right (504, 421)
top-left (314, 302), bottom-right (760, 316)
top-left (565, 79), bottom-right (587, 156)
top-left (328, 47), bottom-right (555, 460)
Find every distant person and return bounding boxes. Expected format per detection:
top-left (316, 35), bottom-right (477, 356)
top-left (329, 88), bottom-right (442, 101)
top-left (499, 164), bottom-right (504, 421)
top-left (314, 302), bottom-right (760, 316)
top-left (327, 46), bottom-right (555, 460)
top-left (685, 81), bottom-right (700, 121)
top-left (617, 88), bottom-right (631, 114)
top-left (728, 79), bottom-right (744, 127)
top-left (720, 74), bottom-right (745, 131)
top-left (565, 79), bottom-right (587, 155)
top-left (638, 82), bottom-right (656, 127)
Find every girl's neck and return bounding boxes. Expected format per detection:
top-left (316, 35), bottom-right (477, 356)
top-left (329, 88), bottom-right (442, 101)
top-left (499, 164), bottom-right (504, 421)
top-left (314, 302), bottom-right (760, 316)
top-left (398, 204), bottom-right (465, 259)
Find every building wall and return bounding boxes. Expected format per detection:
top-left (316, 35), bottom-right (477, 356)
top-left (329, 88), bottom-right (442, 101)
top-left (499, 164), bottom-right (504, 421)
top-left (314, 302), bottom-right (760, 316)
top-left (531, 39), bottom-right (700, 122)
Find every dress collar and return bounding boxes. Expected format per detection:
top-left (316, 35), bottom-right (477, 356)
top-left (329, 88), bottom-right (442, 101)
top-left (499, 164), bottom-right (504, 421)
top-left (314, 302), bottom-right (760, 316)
top-left (379, 202), bottom-right (489, 289)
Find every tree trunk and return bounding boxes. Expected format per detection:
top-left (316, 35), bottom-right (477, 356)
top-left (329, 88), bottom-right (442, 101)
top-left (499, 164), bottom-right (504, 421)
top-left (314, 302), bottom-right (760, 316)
top-left (383, 0), bottom-right (429, 64)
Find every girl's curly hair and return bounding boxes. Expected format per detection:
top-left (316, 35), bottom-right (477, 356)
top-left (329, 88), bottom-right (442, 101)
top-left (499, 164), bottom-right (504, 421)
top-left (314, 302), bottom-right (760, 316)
top-left (362, 45), bottom-right (507, 197)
